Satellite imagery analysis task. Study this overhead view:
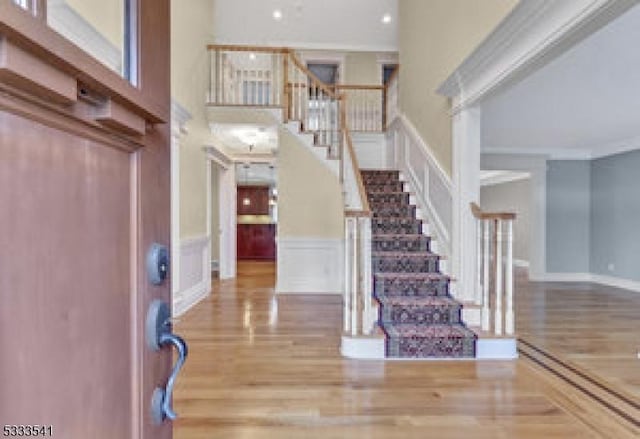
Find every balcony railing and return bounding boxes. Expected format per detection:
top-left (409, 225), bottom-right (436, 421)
top-left (471, 203), bottom-right (516, 336)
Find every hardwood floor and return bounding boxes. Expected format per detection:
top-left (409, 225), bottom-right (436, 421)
top-left (515, 271), bottom-right (640, 402)
top-left (173, 261), bottom-right (637, 438)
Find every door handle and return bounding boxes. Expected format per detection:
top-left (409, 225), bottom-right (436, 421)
top-left (146, 300), bottom-right (189, 424)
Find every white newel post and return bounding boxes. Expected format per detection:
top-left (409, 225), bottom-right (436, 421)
top-left (452, 106), bottom-right (481, 303)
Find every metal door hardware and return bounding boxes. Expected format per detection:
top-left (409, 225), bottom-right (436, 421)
top-left (146, 300), bottom-right (188, 424)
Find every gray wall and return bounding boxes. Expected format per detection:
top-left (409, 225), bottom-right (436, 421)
top-left (590, 150), bottom-right (640, 281)
top-left (546, 161), bottom-right (591, 273)
top-left (480, 178), bottom-right (531, 263)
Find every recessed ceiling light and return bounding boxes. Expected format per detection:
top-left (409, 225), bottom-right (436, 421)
top-left (249, 52), bottom-right (256, 60)
top-left (382, 14), bottom-right (392, 24)
top-left (273, 9), bottom-right (282, 20)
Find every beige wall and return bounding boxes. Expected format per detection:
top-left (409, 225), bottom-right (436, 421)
top-left (65, 0), bottom-right (123, 48)
top-left (277, 128), bottom-right (343, 239)
top-left (399, 0), bottom-right (517, 175)
top-left (171, 0), bottom-right (215, 239)
top-left (344, 52), bottom-right (381, 85)
top-left (480, 178), bottom-right (531, 263)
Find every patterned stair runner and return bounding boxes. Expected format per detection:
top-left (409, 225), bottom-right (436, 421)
top-left (362, 170), bottom-right (476, 358)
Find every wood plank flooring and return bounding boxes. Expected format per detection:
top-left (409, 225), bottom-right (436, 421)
top-left (173, 262), bottom-right (637, 438)
top-left (515, 272), bottom-right (640, 402)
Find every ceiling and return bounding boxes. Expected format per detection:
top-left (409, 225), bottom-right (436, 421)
top-left (481, 3), bottom-right (640, 159)
top-left (236, 163), bottom-right (277, 186)
top-left (211, 123), bottom-right (278, 157)
top-left (213, 0), bottom-right (398, 52)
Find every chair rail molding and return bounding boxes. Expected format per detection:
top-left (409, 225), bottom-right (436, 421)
top-left (437, 0), bottom-right (637, 113)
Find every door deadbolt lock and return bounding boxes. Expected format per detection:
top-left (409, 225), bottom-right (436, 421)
top-left (147, 243), bottom-right (169, 285)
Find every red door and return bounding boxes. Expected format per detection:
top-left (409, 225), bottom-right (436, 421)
top-left (0, 2), bottom-right (177, 438)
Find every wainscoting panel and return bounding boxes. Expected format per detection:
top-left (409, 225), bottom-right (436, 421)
top-left (352, 133), bottom-right (388, 170)
top-left (173, 235), bottom-right (211, 316)
top-left (276, 237), bottom-right (343, 294)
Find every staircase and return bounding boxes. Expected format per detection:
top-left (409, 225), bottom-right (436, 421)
top-left (363, 170), bottom-right (477, 358)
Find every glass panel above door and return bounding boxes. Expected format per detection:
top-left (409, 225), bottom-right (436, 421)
top-left (46, 0), bottom-right (135, 82)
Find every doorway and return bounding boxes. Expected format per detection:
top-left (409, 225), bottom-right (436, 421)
top-left (236, 163), bottom-right (278, 262)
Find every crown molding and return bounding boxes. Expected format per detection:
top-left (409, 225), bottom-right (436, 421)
top-left (437, 0), bottom-right (637, 113)
top-left (483, 133), bottom-right (640, 160)
top-left (480, 170), bottom-right (531, 186)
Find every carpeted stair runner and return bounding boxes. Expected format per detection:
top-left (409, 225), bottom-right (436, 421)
top-left (362, 170), bottom-right (476, 358)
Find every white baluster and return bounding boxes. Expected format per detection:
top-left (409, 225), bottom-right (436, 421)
top-left (482, 219), bottom-right (490, 331)
top-left (505, 220), bottom-right (515, 335)
top-left (495, 220), bottom-right (503, 335)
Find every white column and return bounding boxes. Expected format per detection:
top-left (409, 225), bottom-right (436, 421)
top-left (451, 106), bottom-right (481, 303)
top-left (218, 164), bottom-right (237, 279)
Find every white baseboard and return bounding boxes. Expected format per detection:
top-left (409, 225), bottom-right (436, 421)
top-left (341, 335), bottom-right (385, 359)
top-left (514, 259), bottom-right (530, 268)
top-left (173, 235), bottom-right (211, 317)
top-left (476, 338), bottom-right (518, 360)
top-left (536, 272), bottom-right (640, 293)
top-left (276, 237), bottom-right (343, 294)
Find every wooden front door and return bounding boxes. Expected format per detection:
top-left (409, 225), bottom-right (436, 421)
top-left (0, 1), bottom-right (174, 438)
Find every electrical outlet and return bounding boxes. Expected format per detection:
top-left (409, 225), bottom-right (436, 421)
top-left (608, 263), bottom-right (615, 272)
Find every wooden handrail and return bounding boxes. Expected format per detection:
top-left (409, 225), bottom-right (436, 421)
top-left (207, 44), bottom-right (290, 54)
top-left (344, 122), bottom-right (371, 217)
top-left (470, 203), bottom-right (516, 221)
top-left (336, 84), bottom-right (385, 91)
top-left (288, 53), bottom-right (341, 100)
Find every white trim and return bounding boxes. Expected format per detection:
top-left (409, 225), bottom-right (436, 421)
top-left (276, 237), bottom-right (343, 294)
top-left (535, 272), bottom-right (640, 293)
top-left (341, 336), bottom-right (385, 359)
top-left (476, 339), bottom-right (518, 360)
top-left (483, 134), bottom-right (640, 160)
top-left (438, 0), bottom-right (636, 113)
top-left (170, 101), bottom-right (192, 296)
top-left (203, 145), bottom-right (233, 169)
top-left (173, 235), bottom-right (211, 317)
top-left (480, 170), bottom-right (531, 187)
top-left (514, 259), bottom-right (530, 269)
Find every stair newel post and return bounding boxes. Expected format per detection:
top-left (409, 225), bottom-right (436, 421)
top-left (352, 217), bottom-right (360, 336)
top-left (482, 218), bottom-right (491, 331)
top-left (505, 219), bottom-right (515, 335)
top-left (360, 215), bottom-right (373, 335)
top-left (494, 219), bottom-right (504, 336)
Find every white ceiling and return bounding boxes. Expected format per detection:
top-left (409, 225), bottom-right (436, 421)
top-left (236, 163), bottom-right (277, 186)
top-left (213, 0), bottom-right (398, 52)
top-left (211, 123), bottom-right (278, 156)
top-left (481, 3), bottom-right (640, 159)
